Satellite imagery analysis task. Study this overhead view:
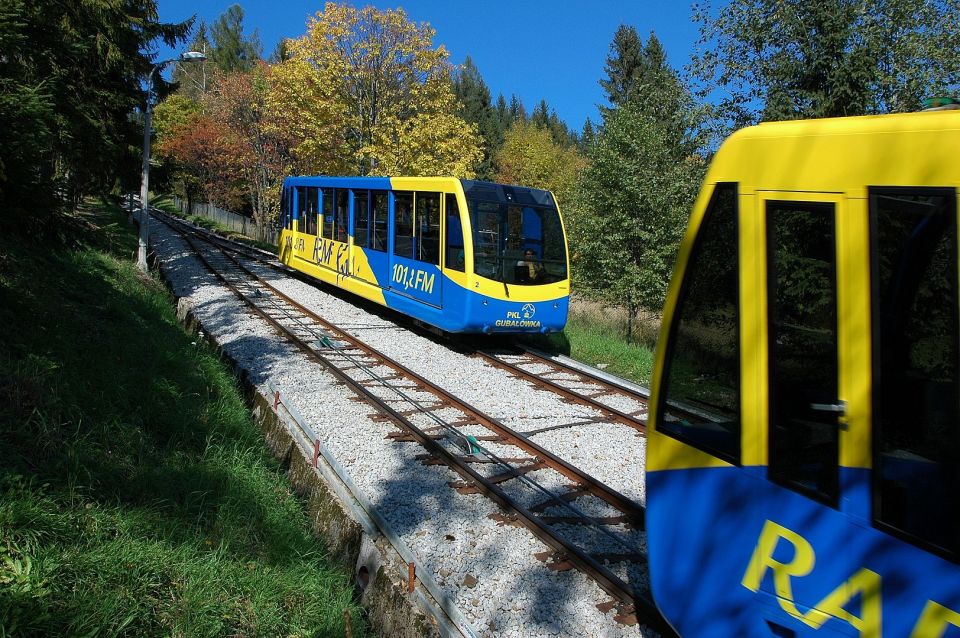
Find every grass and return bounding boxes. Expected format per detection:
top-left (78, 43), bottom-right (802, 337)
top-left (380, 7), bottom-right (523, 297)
top-left (0, 198), bottom-right (365, 637)
top-left (527, 299), bottom-right (660, 386)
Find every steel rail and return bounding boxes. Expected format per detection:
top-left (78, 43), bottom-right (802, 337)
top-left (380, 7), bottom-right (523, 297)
top-left (474, 349), bottom-right (649, 434)
top-left (505, 346), bottom-right (712, 429)
top-left (158, 213), bottom-right (645, 527)
top-left (156, 215), bottom-right (673, 633)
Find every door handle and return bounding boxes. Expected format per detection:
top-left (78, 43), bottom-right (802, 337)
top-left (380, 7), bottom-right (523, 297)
top-left (810, 400), bottom-right (846, 415)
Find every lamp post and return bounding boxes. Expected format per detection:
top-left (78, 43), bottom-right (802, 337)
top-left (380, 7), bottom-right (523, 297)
top-left (137, 51), bottom-right (207, 271)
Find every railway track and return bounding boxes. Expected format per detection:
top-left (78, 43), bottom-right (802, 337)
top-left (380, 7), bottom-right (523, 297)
top-left (472, 348), bottom-right (651, 434)
top-left (153, 212), bottom-right (674, 634)
top-left (157, 213), bottom-right (670, 435)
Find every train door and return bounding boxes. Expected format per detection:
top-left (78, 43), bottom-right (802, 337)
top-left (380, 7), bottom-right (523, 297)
top-left (356, 190), bottom-right (389, 288)
top-left (751, 191), bottom-right (864, 632)
top-left (350, 189), bottom-right (377, 287)
top-left (389, 191), bottom-right (443, 307)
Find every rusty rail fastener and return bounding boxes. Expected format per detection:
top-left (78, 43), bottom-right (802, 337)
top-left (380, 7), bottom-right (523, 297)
top-left (407, 562), bottom-right (415, 593)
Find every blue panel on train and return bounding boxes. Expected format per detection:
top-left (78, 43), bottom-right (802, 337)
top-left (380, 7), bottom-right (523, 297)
top-left (647, 466), bottom-right (960, 637)
top-left (389, 256), bottom-right (442, 307)
top-left (476, 294), bottom-right (568, 333)
top-left (364, 248), bottom-right (389, 288)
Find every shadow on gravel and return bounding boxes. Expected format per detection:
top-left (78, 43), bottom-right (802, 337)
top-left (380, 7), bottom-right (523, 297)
top-left (153, 224), bottom-right (651, 637)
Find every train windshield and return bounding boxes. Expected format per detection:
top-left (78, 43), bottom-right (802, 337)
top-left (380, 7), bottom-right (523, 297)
top-left (462, 181), bottom-right (567, 285)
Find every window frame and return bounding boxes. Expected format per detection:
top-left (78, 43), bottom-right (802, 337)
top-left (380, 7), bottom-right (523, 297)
top-left (322, 187), bottom-right (334, 239)
top-left (868, 185), bottom-right (960, 562)
top-left (416, 191), bottom-right (441, 265)
top-left (393, 191), bottom-right (415, 259)
top-left (353, 190), bottom-right (370, 249)
top-left (655, 182), bottom-right (742, 466)
top-left (445, 194), bottom-right (465, 272)
top-left (370, 190), bottom-right (388, 252)
top-left (764, 198), bottom-right (841, 507)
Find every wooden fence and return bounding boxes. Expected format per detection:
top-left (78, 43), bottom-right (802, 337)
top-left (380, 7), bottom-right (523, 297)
top-left (173, 197), bottom-right (278, 245)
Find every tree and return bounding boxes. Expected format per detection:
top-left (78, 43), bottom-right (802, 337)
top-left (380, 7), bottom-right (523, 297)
top-left (172, 21), bottom-right (212, 100)
top-left (599, 24), bottom-right (644, 111)
top-left (269, 38), bottom-right (293, 63)
top-left (572, 105), bottom-right (704, 332)
top-left (153, 94), bottom-right (201, 144)
top-left (572, 26), bottom-right (706, 334)
top-left (209, 4), bottom-right (261, 73)
top-left (579, 118), bottom-right (596, 152)
top-left (207, 66), bottom-right (292, 238)
top-left (495, 94), bottom-right (509, 126)
top-left (453, 57), bottom-right (503, 179)
top-left (269, 2), bottom-right (481, 177)
top-left (493, 121), bottom-right (586, 206)
top-left (0, 0), bottom-right (190, 228)
top-left (531, 99), bottom-right (551, 129)
top-left (692, 0), bottom-right (960, 129)
top-left (508, 94), bottom-right (527, 123)
top-left (157, 112), bottom-right (244, 212)
top-left (158, 65), bottom-right (294, 237)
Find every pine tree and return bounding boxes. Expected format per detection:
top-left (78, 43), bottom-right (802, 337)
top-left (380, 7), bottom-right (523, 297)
top-left (209, 4), bottom-right (261, 73)
top-left (530, 99), bottom-right (550, 129)
top-left (599, 24), bottom-right (643, 111)
top-left (508, 94), bottom-right (527, 123)
top-left (495, 94), bottom-right (509, 127)
top-left (571, 25), bottom-right (706, 327)
top-left (579, 118), bottom-right (596, 152)
top-left (0, 0), bottom-right (191, 223)
top-left (453, 57), bottom-right (503, 179)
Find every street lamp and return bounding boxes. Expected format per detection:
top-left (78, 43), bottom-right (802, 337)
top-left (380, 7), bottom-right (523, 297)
top-left (137, 51), bottom-right (207, 271)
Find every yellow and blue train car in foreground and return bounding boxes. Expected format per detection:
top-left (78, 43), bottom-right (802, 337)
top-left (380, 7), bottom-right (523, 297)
top-left (647, 109), bottom-right (960, 636)
top-left (277, 176), bottom-right (569, 334)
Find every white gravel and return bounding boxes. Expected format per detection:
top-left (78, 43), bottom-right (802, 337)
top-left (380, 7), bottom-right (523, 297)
top-left (150, 218), bottom-right (655, 638)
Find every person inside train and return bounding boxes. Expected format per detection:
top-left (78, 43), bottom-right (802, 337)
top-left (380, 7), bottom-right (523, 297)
top-left (516, 249), bottom-right (545, 283)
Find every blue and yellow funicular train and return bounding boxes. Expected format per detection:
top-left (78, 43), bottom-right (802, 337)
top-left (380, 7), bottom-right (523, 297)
top-left (277, 176), bottom-right (569, 334)
top-left (647, 108), bottom-right (960, 636)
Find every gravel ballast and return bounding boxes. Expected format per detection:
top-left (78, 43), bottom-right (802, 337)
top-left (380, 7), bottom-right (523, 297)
top-left (150, 220), bottom-right (656, 638)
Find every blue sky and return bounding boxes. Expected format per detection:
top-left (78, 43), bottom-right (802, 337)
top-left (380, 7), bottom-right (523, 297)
top-left (154, 1), bottom-right (702, 130)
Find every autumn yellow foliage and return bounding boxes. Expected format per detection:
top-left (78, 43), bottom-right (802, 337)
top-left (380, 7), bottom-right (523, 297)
top-left (493, 121), bottom-right (587, 204)
top-left (269, 2), bottom-right (482, 177)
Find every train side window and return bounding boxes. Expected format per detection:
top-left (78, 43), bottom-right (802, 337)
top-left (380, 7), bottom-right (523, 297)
top-left (353, 190), bottom-right (369, 248)
top-left (657, 183), bottom-right (741, 464)
top-left (371, 191), bottom-right (388, 252)
top-left (767, 200), bottom-right (839, 505)
top-left (445, 195), bottom-right (465, 272)
top-left (470, 201), bottom-right (502, 280)
top-left (321, 188), bottom-right (334, 239)
top-left (394, 191), bottom-right (414, 259)
top-left (335, 189), bottom-right (349, 243)
top-left (305, 187), bottom-right (319, 235)
top-left (286, 188), bottom-right (294, 230)
top-left (296, 186), bottom-right (307, 233)
top-left (871, 187), bottom-right (959, 559)
top-left (417, 192), bottom-right (441, 265)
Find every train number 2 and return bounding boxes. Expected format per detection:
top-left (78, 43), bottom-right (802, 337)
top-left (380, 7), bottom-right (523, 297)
top-left (742, 520), bottom-right (960, 637)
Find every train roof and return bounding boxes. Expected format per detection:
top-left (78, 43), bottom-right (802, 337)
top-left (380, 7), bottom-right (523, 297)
top-left (707, 109), bottom-right (960, 195)
top-left (281, 176), bottom-right (557, 206)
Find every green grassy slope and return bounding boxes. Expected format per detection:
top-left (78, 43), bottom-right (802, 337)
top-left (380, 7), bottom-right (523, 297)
top-left (0, 200), bottom-right (365, 637)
